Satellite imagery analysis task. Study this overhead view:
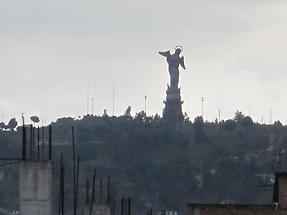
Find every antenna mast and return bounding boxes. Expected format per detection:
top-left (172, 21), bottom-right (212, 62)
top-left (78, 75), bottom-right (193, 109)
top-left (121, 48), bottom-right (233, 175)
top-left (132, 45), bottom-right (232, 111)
top-left (112, 81), bottom-right (115, 116)
top-left (218, 109), bottom-right (221, 122)
top-left (144, 95), bottom-right (147, 115)
top-left (92, 98), bottom-right (94, 115)
top-left (269, 109), bottom-right (273, 124)
top-left (87, 81), bottom-right (90, 115)
top-left (201, 97), bottom-right (204, 119)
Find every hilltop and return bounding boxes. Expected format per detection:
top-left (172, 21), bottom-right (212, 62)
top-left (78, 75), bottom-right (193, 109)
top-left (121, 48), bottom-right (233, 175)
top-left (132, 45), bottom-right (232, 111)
top-left (0, 111), bottom-right (286, 214)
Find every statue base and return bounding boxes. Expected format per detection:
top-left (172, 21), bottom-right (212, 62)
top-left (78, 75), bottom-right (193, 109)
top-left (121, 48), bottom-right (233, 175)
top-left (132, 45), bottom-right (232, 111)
top-left (163, 86), bottom-right (184, 123)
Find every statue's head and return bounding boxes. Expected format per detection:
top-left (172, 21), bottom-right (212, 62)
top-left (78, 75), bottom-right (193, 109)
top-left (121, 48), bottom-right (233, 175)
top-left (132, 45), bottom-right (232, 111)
top-left (175, 48), bottom-right (181, 55)
top-left (175, 46), bottom-right (183, 55)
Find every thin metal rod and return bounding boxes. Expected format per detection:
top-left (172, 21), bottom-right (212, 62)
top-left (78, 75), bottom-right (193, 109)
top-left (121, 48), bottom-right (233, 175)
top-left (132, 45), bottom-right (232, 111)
top-left (144, 95), bottom-right (147, 115)
top-left (62, 164), bottom-right (65, 215)
top-left (72, 126), bottom-right (76, 215)
top-left (279, 148), bottom-right (282, 171)
top-left (37, 126), bottom-right (40, 160)
top-left (87, 81), bottom-right (90, 115)
top-left (122, 198), bottom-right (125, 215)
top-left (58, 155), bottom-right (63, 215)
top-left (107, 176), bottom-right (110, 203)
top-left (125, 198), bottom-right (128, 215)
top-left (201, 97), bottom-right (204, 119)
top-left (48, 126), bottom-right (52, 160)
top-left (32, 126), bottom-right (35, 160)
top-left (86, 177), bottom-right (90, 204)
top-left (22, 125), bottom-right (26, 160)
top-left (113, 80), bottom-right (115, 116)
top-left (75, 155), bottom-right (80, 215)
top-left (112, 199), bottom-right (116, 215)
top-left (92, 98), bottom-right (94, 115)
top-left (100, 177), bottom-right (103, 201)
top-left (128, 198), bottom-right (131, 215)
top-left (41, 127), bottom-right (44, 160)
top-left (90, 169), bottom-right (96, 215)
top-left (29, 125), bottom-right (32, 160)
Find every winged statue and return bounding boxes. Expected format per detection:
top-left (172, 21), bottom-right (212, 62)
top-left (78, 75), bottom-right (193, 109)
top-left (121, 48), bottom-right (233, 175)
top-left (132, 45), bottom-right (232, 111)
top-left (159, 47), bottom-right (186, 89)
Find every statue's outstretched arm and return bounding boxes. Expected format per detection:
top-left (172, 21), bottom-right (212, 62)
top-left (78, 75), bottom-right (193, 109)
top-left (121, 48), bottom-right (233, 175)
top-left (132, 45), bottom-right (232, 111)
top-left (180, 56), bottom-right (186, 70)
top-left (159, 51), bottom-right (170, 57)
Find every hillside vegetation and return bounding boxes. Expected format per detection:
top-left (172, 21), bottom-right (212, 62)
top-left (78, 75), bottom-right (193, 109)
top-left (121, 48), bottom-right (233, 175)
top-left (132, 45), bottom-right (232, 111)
top-left (0, 111), bottom-right (286, 214)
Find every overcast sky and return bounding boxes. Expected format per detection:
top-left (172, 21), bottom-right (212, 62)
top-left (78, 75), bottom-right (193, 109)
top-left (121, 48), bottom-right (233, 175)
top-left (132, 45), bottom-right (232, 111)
top-left (0, 0), bottom-right (287, 124)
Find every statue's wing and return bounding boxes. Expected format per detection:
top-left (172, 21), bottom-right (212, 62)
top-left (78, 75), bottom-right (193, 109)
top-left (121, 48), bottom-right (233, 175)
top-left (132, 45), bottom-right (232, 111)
top-left (159, 51), bottom-right (170, 57)
top-left (180, 56), bottom-right (186, 70)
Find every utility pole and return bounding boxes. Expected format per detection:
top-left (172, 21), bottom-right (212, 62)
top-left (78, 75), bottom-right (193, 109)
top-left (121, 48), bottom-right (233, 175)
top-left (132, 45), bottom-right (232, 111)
top-left (269, 109), bottom-right (273, 124)
top-left (92, 98), bottom-right (94, 115)
top-left (201, 97), bottom-right (204, 119)
top-left (218, 109), bottom-right (221, 122)
top-left (278, 148), bottom-right (282, 172)
top-left (144, 95), bottom-right (147, 115)
top-left (87, 81), bottom-right (90, 115)
top-left (21, 113), bottom-right (25, 125)
top-left (112, 81), bottom-right (115, 116)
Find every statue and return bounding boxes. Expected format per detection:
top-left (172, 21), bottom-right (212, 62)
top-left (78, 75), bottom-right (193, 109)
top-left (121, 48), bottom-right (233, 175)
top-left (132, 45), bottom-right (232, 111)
top-left (159, 46), bottom-right (186, 89)
top-left (159, 46), bottom-right (186, 123)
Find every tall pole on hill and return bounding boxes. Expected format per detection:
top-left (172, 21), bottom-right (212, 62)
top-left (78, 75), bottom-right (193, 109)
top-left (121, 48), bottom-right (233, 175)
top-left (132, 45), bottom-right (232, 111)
top-left (144, 95), bottom-right (147, 115)
top-left (113, 80), bottom-right (115, 116)
top-left (201, 97), bottom-right (204, 119)
top-left (87, 81), bottom-right (90, 115)
top-left (92, 98), bottom-right (94, 115)
top-left (269, 109), bottom-right (272, 124)
top-left (218, 109), bottom-right (221, 122)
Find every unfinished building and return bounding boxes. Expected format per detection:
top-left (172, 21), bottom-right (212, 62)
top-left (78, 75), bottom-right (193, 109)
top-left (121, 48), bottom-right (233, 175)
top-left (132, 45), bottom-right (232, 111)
top-left (187, 172), bottom-right (287, 215)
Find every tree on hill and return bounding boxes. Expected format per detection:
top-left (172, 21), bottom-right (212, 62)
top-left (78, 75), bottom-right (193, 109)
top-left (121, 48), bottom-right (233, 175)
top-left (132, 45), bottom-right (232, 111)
top-left (123, 106), bottom-right (132, 118)
top-left (30, 116), bottom-right (40, 124)
top-left (223, 119), bottom-right (236, 131)
top-left (135, 111), bottom-right (146, 122)
top-left (274, 120), bottom-right (283, 127)
top-left (193, 116), bottom-right (205, 142)
top-left (1, 113), bottom-right (287, 213)
top-left (234, 111), bottom-right (245, 122)
top-left (0, 122), bottom-right (6, 130)
top-left (6, 118), bottom-right (17, 131)
top-left (241, 116), bottom-right (253, 127)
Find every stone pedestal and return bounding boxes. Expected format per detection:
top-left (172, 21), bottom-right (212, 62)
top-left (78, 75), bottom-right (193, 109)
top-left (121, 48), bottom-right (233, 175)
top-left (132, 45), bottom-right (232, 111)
top-left (163, 86), bottom-right (184, 123)
top-left (19, 161), bottom-right (53, 215)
